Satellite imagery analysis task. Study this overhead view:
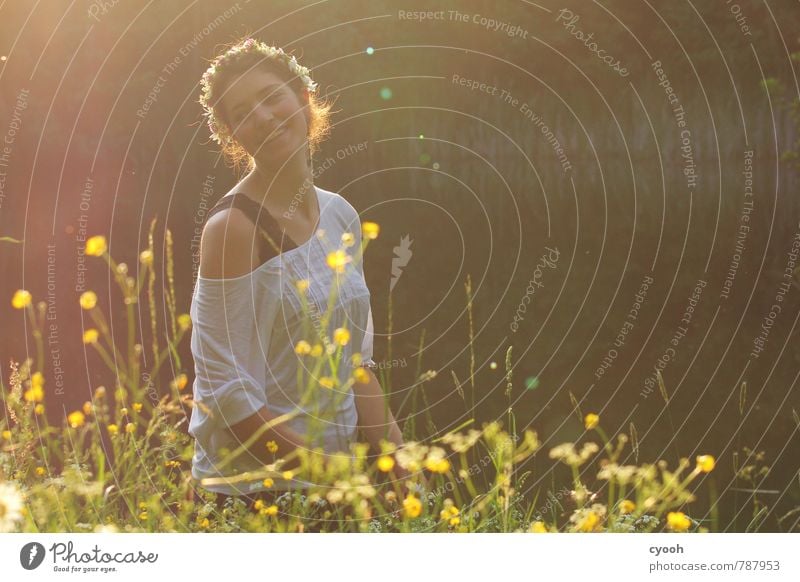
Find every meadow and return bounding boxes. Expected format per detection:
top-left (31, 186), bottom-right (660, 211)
top-left (1, 222), bottom-right (779, 535)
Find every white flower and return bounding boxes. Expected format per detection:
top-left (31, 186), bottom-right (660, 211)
top-left (0, 482), bottom-right (25, 532)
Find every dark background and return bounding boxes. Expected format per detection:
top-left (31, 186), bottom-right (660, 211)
top-left (1, 0), bottom-right (799, 530)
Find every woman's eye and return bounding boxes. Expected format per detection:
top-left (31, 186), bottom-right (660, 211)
top-left (230, 92), bottom-right (280, 125)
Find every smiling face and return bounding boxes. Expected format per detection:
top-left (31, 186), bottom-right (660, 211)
top-left (219, 66), bottom-right (311, 168)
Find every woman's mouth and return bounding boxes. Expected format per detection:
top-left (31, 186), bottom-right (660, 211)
top-left (262, 126), bottom-right (287, 144)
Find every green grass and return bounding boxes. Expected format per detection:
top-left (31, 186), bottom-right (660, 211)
top-left (1, 222), bottom-right (791, 533)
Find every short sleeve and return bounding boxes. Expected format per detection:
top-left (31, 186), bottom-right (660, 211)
top-left (188, 276), bottom-right (277, 445)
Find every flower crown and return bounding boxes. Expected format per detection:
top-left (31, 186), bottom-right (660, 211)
top-left (199, 38), bottom-right (318, 146)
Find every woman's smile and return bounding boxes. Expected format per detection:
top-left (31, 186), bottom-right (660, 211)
top-left (258, 120), bottom-right (296, 149)
top-left (262, 125), bottom-right (287, 144)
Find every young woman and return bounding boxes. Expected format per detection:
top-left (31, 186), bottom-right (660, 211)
top-left (188, 39), bottom-right (407, 507)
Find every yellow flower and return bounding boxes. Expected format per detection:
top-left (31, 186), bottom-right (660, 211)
top-left (282, 470), bottom-right (294, 480)
top-left (11, 289), bottom-right (32, 309)
top-left (1, 430), bottom-right (11, 440)
top-left (177, 314), bottom-right (192, 331)
top-left (34, 404), bottom-right (44, 415)
top-left (199, 517), bottom-right (210, 529)
top-left (85, 235), bottom-right (107, 256)
top-left (294, 340), bottom-right (311, 355)
top-left (67, 411), bottom-right (85, 428)
top-left (120, 407), bottom-right (128, 416)
top-left (79, 291), bottom-right (98, 310)
top-left (424, 457), bottom-right (451, 474)
top-left (353, 367), bottom-right (370, 384)
top-left (266, 440), bottom-right (279, 454)
top-left (83, 329), bottom-right (99, 344)
top-left (125, 422), bottom-right (136, 434)
top-left (439, 505), bottom-right (459, 523)
top-left (132, 402), bottom-right (143, 413)
top-left (107, 424), bottom-right (119, 436)
top-left (82, 401), bottom-right (93, 415)
top-left (333, 327), bottom-right (350, 346)
top-left (254, 499), bottom-right (264, 511)
top-left (619, 499), bottom-right (636, 514)
top-left (263, 505), bottom-right (278, 517)
top-left (341, 232), bottom-right (355, 247)
top-left (402, 495), bottom-right (422, 518)
top-left (262, 478), bottom-right (274, 488)
top-left (584, 413), bottom-right (600, 430)
top-left (139, 249), bottom-right (153, 265)
top-left (667, 511), bottom-right (692, 532)
top-left (35, 466), bottom-right (46, 477)
top-left (326, 250), bottom-right (350, 273)
top-left (310, 344), bottom-right (323, 357)
top-left (362, 222), bottom-right (380, 240)
top-left (24, 386), bottom-right (44, 403)
top-left (24, 374), bottom-right (45, 403)
top-left (578, 510), bottom-right (601, 532)
top-left (529, 521), bottom-right (548, 533)
top-left (318, 376), bottom-right (335, 390)
top-left (170, 373), bottom-right (188, 391)
top-left (696, 455), bottom-right (715, 473)
top-left (295, 279), bottom-right (309, 294)
top-left (377, 455), bottom-right (395, 473)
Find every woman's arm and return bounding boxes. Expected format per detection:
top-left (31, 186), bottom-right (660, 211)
top-left (353, 367), bottom-right (403, 447)
top-left (353, 368), bottom-right (410, 488)
top-left (353, 368), bottom-right (409, 471)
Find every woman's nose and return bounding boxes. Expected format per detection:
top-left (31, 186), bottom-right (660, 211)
top-left (253, 104), bottom-right (276, 127)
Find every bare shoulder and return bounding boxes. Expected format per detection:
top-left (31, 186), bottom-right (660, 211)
top-left (198, 204), bottom-right (259, 279)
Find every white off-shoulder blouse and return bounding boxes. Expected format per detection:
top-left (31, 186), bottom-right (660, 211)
top-left (188, 186), bottom-right (375, 496)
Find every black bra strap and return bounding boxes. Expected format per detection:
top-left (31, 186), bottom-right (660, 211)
top-left (206, 194), bottom-right (297, 264)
